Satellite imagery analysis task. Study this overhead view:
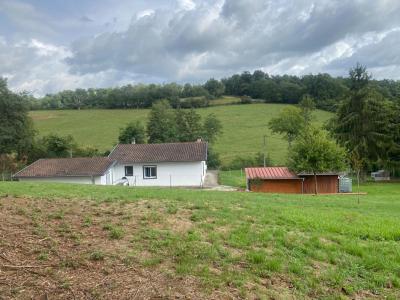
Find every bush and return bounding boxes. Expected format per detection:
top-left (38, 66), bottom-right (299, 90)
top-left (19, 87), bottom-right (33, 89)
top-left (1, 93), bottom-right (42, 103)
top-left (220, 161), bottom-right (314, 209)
top-left (240, 95), bottom-right (252, 104)
top-left (222, 152), bottom-right (273, 170)
top-left (178, 97), bottom-right (209, 108)
top-left (207, 147), bottom-right (221, 169)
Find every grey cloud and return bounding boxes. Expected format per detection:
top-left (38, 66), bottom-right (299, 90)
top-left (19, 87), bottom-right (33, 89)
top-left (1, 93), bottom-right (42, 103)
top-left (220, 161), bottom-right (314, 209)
top-left (0, 0), bottom-right (56, 39)
top-left (3, 0), bottom-right (400, 95)
top-left (66, 0), bottom-right (400, 82)
top-left (331, 30), bottom-right (400, 69)
top-left (80, 15), bottom-right (94, 23)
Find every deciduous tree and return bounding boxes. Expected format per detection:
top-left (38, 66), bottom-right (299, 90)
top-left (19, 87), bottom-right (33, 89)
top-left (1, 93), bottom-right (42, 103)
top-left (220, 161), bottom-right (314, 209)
top-left (118, 121), bottom-right (146, 144)
top-left (0, 78), bottom-right (34, 158)
top-left (268, 106), bottom-right (306, 147)
top-left (147, 100), bottom-right (177, 143)
top-left (288, 127), bottom-right (347, 194)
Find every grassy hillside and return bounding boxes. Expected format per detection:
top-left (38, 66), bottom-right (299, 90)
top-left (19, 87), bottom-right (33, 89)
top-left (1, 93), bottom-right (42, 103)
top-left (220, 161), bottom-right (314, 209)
top-left (30, 103), bottom-right (332, 165)
top-left (0, 182), bottom-right (399, 299)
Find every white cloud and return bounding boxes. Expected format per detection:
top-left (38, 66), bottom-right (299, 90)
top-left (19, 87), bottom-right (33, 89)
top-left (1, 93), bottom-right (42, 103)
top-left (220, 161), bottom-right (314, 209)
top-left (0, 37), bottom-right (132, 96)
top-left (178, 0), bottom-right (196, 11)
top-left (136, 9), bottom-right (155, 20)
top-left (2, 0), bottom-right (400, 94)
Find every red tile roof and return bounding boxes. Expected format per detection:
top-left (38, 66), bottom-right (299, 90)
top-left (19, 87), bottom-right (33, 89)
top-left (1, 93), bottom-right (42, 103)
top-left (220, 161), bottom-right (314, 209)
top-left (245, 167), bottom-right (300, 180)
top-left (13, 157), bottom-right (115, 178)
top-left (108, 142), bottom-right (207, 163)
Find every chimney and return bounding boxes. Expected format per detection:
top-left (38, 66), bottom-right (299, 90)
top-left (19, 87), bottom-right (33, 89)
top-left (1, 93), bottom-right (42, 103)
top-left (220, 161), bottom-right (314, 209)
top-left (131, 138), bottom-right (136, 144)
top-left (196, 138), bottom-right (202, 142)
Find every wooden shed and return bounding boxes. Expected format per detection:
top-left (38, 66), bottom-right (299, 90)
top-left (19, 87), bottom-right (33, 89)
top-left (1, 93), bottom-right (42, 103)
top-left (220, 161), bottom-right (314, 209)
top-left (298, 172), bottom-right (339, 194)
top-left (245, 167), bottom-right (340, 194)
top-left (245, 167), bottom-right (303, 194)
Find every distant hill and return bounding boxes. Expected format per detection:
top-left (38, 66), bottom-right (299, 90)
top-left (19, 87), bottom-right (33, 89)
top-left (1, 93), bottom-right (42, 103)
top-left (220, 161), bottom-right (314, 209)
top-left (30, 103), bottom-right (332, 166)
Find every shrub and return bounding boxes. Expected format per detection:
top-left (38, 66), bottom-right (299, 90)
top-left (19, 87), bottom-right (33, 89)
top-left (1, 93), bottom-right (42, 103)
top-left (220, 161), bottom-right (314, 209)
top-left (240, 95), bottom-right (252, 104)
top-left (222, 152), bottom-right (273, 170)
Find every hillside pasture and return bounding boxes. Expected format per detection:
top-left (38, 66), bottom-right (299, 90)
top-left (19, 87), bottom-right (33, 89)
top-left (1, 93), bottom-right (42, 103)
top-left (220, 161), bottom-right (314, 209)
top-left (0, 182), bottom-right (399, 299)
top-left (29, 103), bottom-right (332, 165)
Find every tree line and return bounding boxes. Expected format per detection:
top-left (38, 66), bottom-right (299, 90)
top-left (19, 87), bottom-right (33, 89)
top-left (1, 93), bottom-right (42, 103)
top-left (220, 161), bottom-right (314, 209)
top-left (2, 64), bottom-right (400, 179)
top-left (0, 79), bottom-right (223, 176)
top-left (27, 70), bottom-right (400, 112)
top-left (267, 64), bottom-right (400, 182)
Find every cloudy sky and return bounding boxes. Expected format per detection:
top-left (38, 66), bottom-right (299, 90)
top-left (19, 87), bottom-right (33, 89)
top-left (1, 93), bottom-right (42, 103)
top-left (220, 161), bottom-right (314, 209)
top-left (1, 0), bottom-right (400, 96)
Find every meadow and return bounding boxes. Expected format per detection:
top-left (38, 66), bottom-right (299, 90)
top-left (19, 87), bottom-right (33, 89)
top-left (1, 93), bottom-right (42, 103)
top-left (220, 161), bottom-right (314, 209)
top-left (29, 102), bottom-right (332, 165)
top-left (0, 181), bottom-right (399, 299)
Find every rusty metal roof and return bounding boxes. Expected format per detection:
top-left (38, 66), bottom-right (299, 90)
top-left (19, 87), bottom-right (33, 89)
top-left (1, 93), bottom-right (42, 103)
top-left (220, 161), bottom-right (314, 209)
top-left (13, 157), bottom-right (115, 178)
top-left (245, 167), bottom-right (300, 180)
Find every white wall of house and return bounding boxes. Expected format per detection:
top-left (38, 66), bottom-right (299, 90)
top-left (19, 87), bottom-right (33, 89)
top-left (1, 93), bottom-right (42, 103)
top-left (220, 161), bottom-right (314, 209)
top-left (112, 161), bottom-right (206, 187)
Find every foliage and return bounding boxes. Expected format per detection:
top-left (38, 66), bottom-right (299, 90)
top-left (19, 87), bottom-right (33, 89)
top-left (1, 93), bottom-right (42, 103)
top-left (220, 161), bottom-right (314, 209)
top-left (204, 78), bottom-right (225, 97)
top-left (240, 95), bottom-right (252, 104)
top-left (40, 134), bottom-right (76, 158)
top-left (147, 100), bottom-right (178, 143)
top-left (288, 127), bottom-right (347, 193)
top-left (0, 78), bottom-right (35, 157)
top-left (298, 94), bottom-right (316, 123)
top-left (118, 121), bottom-right (146, 144)
top-left (206, 146), bottom-right (221, 169)
top-left (386, 103), bottom-right (400, 171)
top-left (177, 96), bottom-right (209, 108)
top-left (0, 154), bottom-right (21, 179)
top-left (288, 127), bottom-right (346, 173)
top-left (28, 134), bottom-right (101, 162)
top-left (202, 113), bottom-right (222, 144)
top-left (329, 65), bottom-right (395, 174)
top-left (175, 109), bottom-right (203, 142)
top-left (268, 106), bottom-right (306, 147)
top-left (222, 152), bottom-right (272, 170)
top-left (27, 68), bottom-right (400, 112)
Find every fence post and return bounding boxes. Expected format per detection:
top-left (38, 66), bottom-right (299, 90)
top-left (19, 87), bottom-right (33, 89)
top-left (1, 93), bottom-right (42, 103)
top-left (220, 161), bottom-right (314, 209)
top-left (169, 174), bottom-right (172, 188)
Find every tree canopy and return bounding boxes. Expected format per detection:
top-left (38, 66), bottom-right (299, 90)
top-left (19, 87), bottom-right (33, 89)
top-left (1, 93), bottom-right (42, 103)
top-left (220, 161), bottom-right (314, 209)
top-left (0, 78), bottom-right (34, 158)
top-left (329, 65), bottom-right (395, 174)
top-left (26, 69), bottom-right (400, 112)
top-left (268, 106), bottom-right (306, 147)
top-left (288, 127), bottom-right (347, 194)
top-left (118, 121), bottom-right (146, 144)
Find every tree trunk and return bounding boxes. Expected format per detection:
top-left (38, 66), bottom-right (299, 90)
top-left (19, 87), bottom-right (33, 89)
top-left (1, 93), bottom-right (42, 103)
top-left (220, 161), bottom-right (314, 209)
top-left (313, 171), bottom-right (318, 195)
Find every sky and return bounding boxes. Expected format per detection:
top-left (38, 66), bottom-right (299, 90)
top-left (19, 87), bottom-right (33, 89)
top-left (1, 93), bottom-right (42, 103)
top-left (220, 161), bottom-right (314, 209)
top-left (1, 0), bottom-right (400, 96)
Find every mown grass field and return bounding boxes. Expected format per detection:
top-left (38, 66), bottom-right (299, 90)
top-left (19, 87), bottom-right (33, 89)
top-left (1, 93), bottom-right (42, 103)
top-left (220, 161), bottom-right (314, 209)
top-left (0, 182), bottom-right (399, 299)
top-left (29, 103), bottom-right (332, 165)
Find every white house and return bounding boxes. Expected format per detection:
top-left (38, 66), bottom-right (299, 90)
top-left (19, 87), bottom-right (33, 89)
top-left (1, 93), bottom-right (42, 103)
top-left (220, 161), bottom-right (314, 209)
top-left (13, 141), bottom-right (208, 187)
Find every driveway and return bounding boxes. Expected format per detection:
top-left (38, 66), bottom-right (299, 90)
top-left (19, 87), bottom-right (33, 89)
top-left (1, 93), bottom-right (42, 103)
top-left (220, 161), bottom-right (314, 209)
top-left (204, 170), bottom-right (238, 191)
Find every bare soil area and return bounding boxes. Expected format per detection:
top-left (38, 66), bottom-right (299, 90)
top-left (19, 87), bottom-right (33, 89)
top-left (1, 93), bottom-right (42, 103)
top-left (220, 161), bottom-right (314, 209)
top-left (0, 196), bottom-right (235, 300)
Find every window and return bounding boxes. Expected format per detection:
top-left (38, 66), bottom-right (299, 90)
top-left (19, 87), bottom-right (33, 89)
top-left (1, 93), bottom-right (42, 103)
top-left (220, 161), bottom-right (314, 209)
top-left (143, 165), bottom-right (157, 179)
top-left (125, 166), bottom-right (133, 176)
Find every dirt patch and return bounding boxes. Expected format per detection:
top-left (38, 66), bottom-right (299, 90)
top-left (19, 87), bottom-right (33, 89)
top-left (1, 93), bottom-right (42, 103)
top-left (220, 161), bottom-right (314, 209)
top-left (0, 197), bottom-right (231, 299)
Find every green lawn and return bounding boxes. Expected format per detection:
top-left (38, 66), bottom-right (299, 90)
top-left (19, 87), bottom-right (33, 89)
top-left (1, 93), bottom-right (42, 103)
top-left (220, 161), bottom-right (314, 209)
top-left (30, 103), bottom-right (332, 165)
top-left (219, 169), bottom-right (247, 188)
top-left (0, 182), bottom-right (399, 298)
